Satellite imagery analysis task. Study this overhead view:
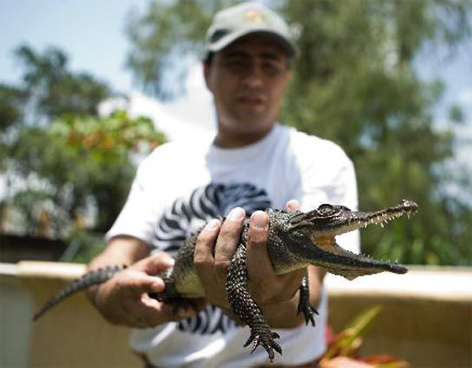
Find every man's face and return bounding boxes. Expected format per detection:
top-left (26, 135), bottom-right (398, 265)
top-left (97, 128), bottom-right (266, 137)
top-left (204, 34), bottom-right (292, 146)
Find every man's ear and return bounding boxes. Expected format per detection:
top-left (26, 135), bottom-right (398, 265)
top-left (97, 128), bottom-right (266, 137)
top-left (284, 69), bottom-right (293, 84)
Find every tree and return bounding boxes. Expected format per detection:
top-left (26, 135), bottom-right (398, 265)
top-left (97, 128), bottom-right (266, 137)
top-left (14, 45), bottom-right (111, 118)
top-left (0, 45), bottom-right (166, 241)
top-left (280, 0), bottom-right (472, 265)
top-left (124, 0), bottom-right (472, 265)
top-left (126, 0), bottom-right (236, 99)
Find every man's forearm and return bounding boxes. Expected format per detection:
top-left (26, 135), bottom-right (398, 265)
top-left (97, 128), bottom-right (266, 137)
top-left (88, 236), bottom-right (150, 270)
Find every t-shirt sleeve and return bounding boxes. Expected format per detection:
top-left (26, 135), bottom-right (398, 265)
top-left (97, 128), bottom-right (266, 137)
top-left (294, 136), bottom-right (360, 253)
top-left (105, 149), bottom-right (166, 246)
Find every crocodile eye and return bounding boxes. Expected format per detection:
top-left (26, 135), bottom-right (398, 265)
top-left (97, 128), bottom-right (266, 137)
top-left (318, 204), bottom-right (334, 215)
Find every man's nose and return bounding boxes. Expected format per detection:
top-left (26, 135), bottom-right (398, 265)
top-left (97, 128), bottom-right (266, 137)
top-left (242, 63), bottom-right (264, 88)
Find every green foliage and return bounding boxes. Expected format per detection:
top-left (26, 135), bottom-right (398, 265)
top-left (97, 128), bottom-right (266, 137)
top-left (281, 0), bottom-right (472, 266)
top-left (62, 229), bottom-right (107, 264)
top-left (1, 45), bottom-right (167, 244)
top-left (14, 45), bottom-right (112, 118)
top-left (0, 84), bottom-right (27, 169)
top-left (126, 0), bottom-right (237, 99)
top-left (6, 112), bottom-right (163, 236)
top-left (323, 305), bottom-right (383, 361)
top-left (0, 84), bottom-right (27, 130)
top-left (125, 0), bottom-right (472, 265)
top-left (52, 110), bottom-right (165, 157)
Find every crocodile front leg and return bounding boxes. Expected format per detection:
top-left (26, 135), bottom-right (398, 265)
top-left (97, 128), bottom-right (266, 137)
top-left (226, 244), bottom-right (282, 362)
top-left (297, 274), bottom-right (318, 326)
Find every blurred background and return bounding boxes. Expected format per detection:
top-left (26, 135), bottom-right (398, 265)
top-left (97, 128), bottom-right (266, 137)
top-left (1, 1), bottom-right (471, 367)
top-left (1, 0), bottom-right (471, 266)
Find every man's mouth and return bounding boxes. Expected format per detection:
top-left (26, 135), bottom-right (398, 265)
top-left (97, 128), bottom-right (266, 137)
top-left (238, 96), bottom-right (265, 105)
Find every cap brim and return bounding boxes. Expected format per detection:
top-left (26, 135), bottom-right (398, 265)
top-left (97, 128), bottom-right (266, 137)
top-left (206, 28), bottom-right (296, 57)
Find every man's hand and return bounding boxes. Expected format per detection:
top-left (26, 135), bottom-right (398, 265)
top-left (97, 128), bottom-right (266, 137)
top-left (194, 201), bottom-right (314, 328)
top-left (194, 207), bottom-right (245, 311)
top-left (88, 249), bottom-right (205, 328)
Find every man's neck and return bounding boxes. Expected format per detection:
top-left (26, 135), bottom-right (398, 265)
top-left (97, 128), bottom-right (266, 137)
top-left (214, 125), bottom-right (275, 148)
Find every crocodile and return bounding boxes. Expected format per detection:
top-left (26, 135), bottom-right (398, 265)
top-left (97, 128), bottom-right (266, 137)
top-left (33, 199), bottom-right (418, 362)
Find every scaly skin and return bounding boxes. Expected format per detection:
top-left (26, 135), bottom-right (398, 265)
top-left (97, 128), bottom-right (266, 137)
top-left (34, 199), bottom-right (418, 362)
top-left (32, 265), bottom-right (126, 321)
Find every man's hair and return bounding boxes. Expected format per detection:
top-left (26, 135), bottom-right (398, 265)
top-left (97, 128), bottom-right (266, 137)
top-left (203, 52), bottom-right (214, 66)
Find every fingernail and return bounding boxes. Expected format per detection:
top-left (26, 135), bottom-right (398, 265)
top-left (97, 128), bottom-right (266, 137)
top-left (204, 218), bottom-right (220, 231)
top-left (163, 257), bottom-right (175, 267)
top-left (228, 207), bottom-right (245, 221)
top-left (286, 199), bottom-right (300, 211)
top-left (251, 211), bottom-right (268, 230)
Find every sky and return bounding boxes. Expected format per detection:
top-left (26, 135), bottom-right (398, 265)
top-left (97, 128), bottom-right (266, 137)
top-left (1, 0), bottom-right (471, 147)
top-left (0, 0), bottom-right (141, 94)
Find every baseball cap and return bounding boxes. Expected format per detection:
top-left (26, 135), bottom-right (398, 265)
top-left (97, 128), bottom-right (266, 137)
top-left (205, 2), bottom-right (297, 57)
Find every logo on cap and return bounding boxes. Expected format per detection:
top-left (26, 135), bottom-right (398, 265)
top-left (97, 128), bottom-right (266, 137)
top-left (245, 9), bottom-right (266, 24)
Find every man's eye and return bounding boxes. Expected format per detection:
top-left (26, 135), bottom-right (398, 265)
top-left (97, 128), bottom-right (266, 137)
top-left (262, 63), bottom-right (276, 72)
top-left (262, 62), bottom-right (284, 76)
top-left (226, 59), bottom-right (248, 71)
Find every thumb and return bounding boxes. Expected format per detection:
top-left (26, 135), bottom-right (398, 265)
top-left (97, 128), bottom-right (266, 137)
top-left (246, 211), bottom-right (273, 279)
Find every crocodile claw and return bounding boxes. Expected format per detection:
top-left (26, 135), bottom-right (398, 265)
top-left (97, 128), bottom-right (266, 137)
top-left (298, 302), bottom-right (318, 326)
top-left (244, 331), bottom-right (282, 362)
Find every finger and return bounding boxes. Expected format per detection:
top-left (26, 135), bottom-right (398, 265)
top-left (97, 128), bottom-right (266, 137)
top-left (141, 298), bottom-right (206, 327)
top-left (246, 211), bottom-right (272, 280)
top-left (194, 218), bottom-right (221, 283)
top-left (214, 207), bottom-right (245, 278)
top-left (125, 296), bottom-right (175, 327)
top-left (117, 270), bottom-right (165, 296)
top-left (285, 199), bottom-right (300, 212)
top-left (133, 252), bottom-right (175, 275)
top-left (143, 294), bottom-right (207, 322)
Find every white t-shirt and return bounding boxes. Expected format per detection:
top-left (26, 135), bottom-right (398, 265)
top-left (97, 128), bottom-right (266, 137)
top-left (107, 123), bottom-right (359, 367)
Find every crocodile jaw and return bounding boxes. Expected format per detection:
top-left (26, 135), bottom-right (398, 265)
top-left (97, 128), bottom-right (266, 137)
top-left (310, 238), bottom-right (407, 279)
top-left (308, 199), bottom-right (418, 237)
top-left (282, 200), bottom-right (417, 279)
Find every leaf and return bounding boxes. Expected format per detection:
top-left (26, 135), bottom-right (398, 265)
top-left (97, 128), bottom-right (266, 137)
top-left (323, 305), bottom-right (383, 359)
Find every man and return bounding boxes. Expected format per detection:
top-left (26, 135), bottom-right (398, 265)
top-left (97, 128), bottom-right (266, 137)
top-left (87, 2), bottom-right (359, 366)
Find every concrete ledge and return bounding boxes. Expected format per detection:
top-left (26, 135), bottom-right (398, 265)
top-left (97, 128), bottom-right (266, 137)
top-left (325, 266), bottom-right (472, 302)
top-left (1, 262), bottom-right (471, 367)
top-left (17, 261), bottom-right (86, 281)
top-left (4, 262), bottom-right (141, 368)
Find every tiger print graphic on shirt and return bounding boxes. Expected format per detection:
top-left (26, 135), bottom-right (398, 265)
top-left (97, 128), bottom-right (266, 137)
top-left (153, 182), bottom-right (271, 335)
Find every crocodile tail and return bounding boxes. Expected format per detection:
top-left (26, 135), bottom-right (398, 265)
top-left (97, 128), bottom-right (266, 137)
top-left (33, 265), bottom-right (126, 322)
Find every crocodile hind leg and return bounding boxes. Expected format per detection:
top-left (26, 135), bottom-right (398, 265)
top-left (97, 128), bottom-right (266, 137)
top-left (297, 274), bottom-right (318, 326)
top-left (226, 245), bottom-right (282, 362)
